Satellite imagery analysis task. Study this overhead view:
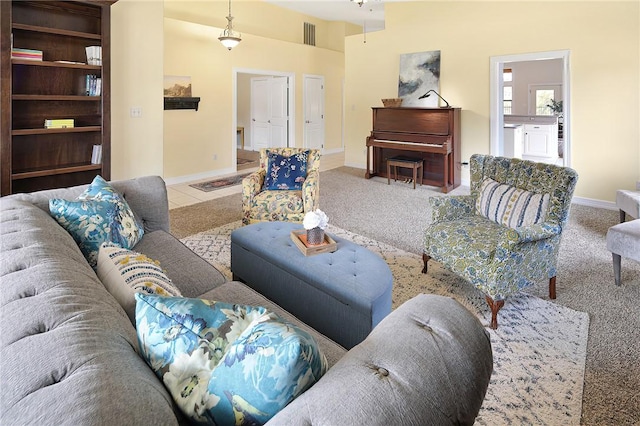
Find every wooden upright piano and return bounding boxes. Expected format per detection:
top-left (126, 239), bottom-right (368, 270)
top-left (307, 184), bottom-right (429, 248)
top-left (365, 107), bottom-right (461, 193)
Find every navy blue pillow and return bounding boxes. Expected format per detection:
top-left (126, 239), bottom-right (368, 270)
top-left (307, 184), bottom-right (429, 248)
top-left (263, 150), bottom-right (309, 190)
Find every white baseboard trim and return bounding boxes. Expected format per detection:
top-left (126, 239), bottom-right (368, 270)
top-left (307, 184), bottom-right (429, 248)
top-left (323, 147), bottom-right (344, 155)
top-left (164, 167), bottom-right (237, 186)
top-left (572, 196), bottom-right (616, 211)
top-left (344, 161), bottom-right (366, 169)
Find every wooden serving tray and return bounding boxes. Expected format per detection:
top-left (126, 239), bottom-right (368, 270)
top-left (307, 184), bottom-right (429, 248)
top-left (290, 230), bottom-right (337, 256)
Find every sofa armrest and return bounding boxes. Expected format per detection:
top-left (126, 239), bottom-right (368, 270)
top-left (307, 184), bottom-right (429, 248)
top-left (267, 294), bottom-right (493, 426)
top-left (302, 169), bottom-right (320, 213)
top-left (430, 195), bottom-right (475, 223)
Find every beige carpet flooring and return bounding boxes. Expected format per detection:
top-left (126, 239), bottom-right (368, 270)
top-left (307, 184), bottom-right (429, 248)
top-left (170, 166), bottom-right (640, 425)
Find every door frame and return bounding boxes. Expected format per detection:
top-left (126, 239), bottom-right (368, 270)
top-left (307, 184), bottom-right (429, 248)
top-left (233, 68), bottom-right (295, 167)
top-left (490, 50), bottom-right (571, 166)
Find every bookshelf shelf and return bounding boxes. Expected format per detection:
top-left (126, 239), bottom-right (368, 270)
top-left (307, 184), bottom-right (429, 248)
top-left (12, 163), bottom-right (103, 180)
top-left (1, 1), bottom-right (113, 195)
top-left (12, 126), bottom-right (102, 136)
top-left (11, 59), bottom-right (102, 70)
top-left (13, 95), bottom-right (101, 101)
top-left (12, 23), bottom-right (102, 40)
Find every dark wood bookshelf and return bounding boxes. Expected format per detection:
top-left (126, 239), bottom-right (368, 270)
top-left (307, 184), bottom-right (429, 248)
top-left (0, 0), bottom-right (115, 195)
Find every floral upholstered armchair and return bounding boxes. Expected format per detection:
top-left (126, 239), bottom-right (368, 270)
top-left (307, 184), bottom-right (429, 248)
top-left (242, 148), bottom-right (321, 225)
top-left (423, 154), bottom-right (578, 328)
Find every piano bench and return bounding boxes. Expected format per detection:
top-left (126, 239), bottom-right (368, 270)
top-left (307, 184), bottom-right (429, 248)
top-left (387, 156), bottom-right (424, 189)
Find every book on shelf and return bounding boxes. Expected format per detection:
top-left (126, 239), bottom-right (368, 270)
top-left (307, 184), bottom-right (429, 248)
top-left (84, 75), bottom-right (101, 96)
top-left (91, 145), bottom-right (102, 165)
top-left (12, 47), bottom-right (43, 61)
top-left (54, 60), bottom-right (85, 65)
top-left (44, 119), bottom-right (74, 129)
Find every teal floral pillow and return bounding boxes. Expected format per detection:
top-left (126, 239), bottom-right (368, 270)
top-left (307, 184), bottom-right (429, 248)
top-left (263, 150), bottom-right (309, 190)
top-left (49, 175), bottom-right (144, 268)
top-left (135, 294), bottom-right (327, 425)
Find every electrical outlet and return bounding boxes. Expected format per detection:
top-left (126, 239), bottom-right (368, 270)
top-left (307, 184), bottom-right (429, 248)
top-left (213, 154), bottom-right (218, 161)
top-left (130, 107), bottom-right (142, 118)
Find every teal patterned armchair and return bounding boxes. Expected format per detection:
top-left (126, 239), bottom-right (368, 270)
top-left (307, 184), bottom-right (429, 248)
top-left (423, 154), bottom-right (578, 328)
top-left (242, 148), bottom-right (320, 225)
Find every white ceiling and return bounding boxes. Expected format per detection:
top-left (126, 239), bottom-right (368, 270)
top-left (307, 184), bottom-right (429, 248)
top-left (264, 0), bottom-right (387, 32)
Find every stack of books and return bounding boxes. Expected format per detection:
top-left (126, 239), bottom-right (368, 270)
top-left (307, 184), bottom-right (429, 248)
top-left (12, 48), bottom-right (43, 61)
top-left (85, 75), bottom-right (102, 96)
top-left (44, 119), bottom-right (74, 129)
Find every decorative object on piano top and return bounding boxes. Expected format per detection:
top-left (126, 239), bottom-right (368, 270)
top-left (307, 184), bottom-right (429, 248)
top-left (303, 209), bottom-right (329, 245)
top-left (418, 90), bottom-right (450, 108)
top-left (382, 98), bottom-right (403, 108)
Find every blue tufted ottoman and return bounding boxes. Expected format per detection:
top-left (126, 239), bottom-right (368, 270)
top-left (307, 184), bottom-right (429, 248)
top-left (230, 221), bottom-right (393, 349)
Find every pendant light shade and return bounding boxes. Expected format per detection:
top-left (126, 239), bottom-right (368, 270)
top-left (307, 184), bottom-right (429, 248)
top-left (219, 0), bottom-right (241, 50)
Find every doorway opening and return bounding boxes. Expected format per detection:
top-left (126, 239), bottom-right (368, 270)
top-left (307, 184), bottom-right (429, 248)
top-left (490, 50), bottom-right (571, 167)
top-left (233, 68), bottom-right (295, 170)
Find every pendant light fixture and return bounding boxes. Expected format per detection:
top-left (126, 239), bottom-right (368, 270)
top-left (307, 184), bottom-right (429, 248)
top-left (351, 0), bottom-right (368, 6)
top-left (219, 0), bottom-right (241, 50)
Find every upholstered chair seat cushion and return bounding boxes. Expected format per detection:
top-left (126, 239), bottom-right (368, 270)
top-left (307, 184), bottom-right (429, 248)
top-left (426, 215), bottom-right (545, 300)
top-left (250, 190), bottom-right (304, 223)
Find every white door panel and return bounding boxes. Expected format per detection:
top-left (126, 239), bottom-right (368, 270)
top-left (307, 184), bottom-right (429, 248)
top-left (251, 77), bottom-right (270, 150)
top-left (304, 75), bottom-right (324, 150)
top-left (250, 76), bottom-right (289, 149)
top-left (270, 77), bottom-right (289, 148)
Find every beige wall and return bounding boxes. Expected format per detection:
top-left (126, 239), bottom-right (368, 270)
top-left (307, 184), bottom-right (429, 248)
top-left (163, 16), bottom-right (345, 180)
top-left (344, 1), bottom-right (640, 202)
top-left (111, 1), bottom-right (639, 203)
top-left (111, 0), bottom-right (164, 180)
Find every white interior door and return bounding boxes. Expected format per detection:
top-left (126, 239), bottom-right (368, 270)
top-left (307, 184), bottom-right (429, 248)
top-left (251, 76), bottom-right (289, 149)
top-left (270, 76), bottom-right (289, 148)
top-left (304, 75), bottom-right (324, 150)
top-left (251, 77), bottom-right (270, 150)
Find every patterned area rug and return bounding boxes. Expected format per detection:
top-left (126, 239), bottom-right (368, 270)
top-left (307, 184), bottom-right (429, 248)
top-left (181, 221), bottom-right (589, 425)
top-left (189, 173), bottom-right (251, 192)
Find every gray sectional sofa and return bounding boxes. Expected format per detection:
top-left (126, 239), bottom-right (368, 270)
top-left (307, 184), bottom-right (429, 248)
top-left (0, 175), bottom-right (493, 425)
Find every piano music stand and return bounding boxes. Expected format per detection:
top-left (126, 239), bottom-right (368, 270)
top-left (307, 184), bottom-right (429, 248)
top-left (387, 156), bottom-right (423, 189)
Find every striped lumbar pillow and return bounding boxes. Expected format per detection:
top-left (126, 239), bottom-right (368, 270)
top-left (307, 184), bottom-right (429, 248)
top-left (476, 178), bottom-right (550, 228)
top-left (97, 242), bottom-right (182, 323)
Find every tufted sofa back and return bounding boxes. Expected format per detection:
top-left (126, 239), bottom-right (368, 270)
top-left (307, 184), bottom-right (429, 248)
top-left (0, 176), bottom-right (179, 424)
top-left (469, 154), bottom-right (579, 228)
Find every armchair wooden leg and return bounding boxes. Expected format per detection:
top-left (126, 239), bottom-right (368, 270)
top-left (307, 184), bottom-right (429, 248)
top-left (549, 276), bottom-right (557, 299)
top-left (485, 296), bottom-right (504, 329)
top-left (422, 254), bottom-right (431, 274)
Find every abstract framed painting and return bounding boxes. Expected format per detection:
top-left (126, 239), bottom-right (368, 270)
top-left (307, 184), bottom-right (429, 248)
top-left (398, 50), bottom-right (441, 107)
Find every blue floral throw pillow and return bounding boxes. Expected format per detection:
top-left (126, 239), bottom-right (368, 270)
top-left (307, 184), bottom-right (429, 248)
top-left (263, 150), bottom-right (309, 190)
top-left (49, 175), bottom-right (144, 269)
top-left (135, 294), bottom-right (328, 425)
